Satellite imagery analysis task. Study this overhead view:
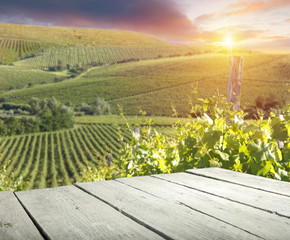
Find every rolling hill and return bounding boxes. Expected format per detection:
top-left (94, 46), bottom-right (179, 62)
top-left (0, 23), bottom-right (289, 190)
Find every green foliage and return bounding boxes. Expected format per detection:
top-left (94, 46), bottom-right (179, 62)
top-left (175, 96), bottom-right (289, 181)
top-left (116, 122), bottom-right (177, 177)
top-left (82, 95), bottom-right (290, 182)
top-left (80, 97), bottom-right (110, 115)
top-left (81, 157), bottom-right (119, 181)
top-left (0, 97), bottom-right (74, 136)
top-left (0, 161), bottom-right (24, 191)
top-left (29, 97), bottom-right (74, 131)
top-left (0, 117), bottom-right (40, 136)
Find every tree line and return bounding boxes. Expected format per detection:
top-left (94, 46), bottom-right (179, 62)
top-left (0, 97), bottom-right (74, 136)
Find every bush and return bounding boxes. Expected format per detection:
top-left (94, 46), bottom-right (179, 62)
top-left (80, 97), bottom-right (110, 115)
top-left (32, 97), bottom-right (74, 131)
top-left (0, 161), bottom-right (24, 191)
top-left (0, 117), bottom-right (40, 136)
top-left (82, 95), bottom-right (290, 182)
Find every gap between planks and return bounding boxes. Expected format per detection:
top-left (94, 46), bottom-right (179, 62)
top-left (13, 192), bottom-right (50, 240)
top-left (114, 178), bottom-right (264, 239)
top-left (186, 168), bottom-right (290, 198)
top-left (74, 184), bottom-right (173, 240)
top-left (152, 172), bottom-right (290, 220)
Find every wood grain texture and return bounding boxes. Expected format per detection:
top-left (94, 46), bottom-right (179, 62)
top-left (76, 180), bottom-right (260, 240)
top-left (117, 175), bottom-right (290, 240)
top-left (186, 168), bottom-right (290, 197)
top-left (16, 185), bottom-right (163, 240)
top-left (155, 172), bottom-right (290, 218)
top-left (0, 191), bottom-right (43, 240)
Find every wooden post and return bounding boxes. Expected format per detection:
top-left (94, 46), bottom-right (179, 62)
top-left (106, 154), bottom-right (112, 167)
top-left (227, 56), bottom-right (244, 111)
top-left (133, 127), bottom-right (140, 134)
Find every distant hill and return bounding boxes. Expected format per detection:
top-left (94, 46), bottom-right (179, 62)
top-left (0, 23), bottom-right (173, 47)
top-left (0, 23), bottom-right (193, 64)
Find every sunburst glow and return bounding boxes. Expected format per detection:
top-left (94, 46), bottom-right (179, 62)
top-left (224, 36), bottom-right (232, 47)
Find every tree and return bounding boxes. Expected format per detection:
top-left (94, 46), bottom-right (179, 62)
top-left (30, 97), bottom-right (75, 131)
top-left (91, 97), bottom-right (110, 115)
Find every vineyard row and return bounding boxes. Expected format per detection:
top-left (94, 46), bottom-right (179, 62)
top-left (0, 124), bottom-right (131, 190)
top-left (14, 46), bottom-right (193, 70)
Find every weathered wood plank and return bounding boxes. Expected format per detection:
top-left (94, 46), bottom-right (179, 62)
top-left (155, 172), bottom-right (290, 218)
top-left (16, 185), bottom-right (164, 240)
top-left (187, 168), bottom-right (290, 197)
top-left (0, 191), bottom-right (43, 240)
top-left (117, 175), bottom-right (290, 240)
top-left (77, 180), bottom-right (260, 240)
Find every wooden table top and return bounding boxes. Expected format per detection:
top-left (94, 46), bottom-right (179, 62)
top-left (1, 167), bottom-right (290, 240)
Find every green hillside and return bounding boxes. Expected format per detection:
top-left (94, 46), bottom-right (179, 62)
top-left (2, 53), bottom-right (289, 116)
top-left (0, 23), bottom-right (190, 64)
top-left (0, 23), bottom-right (174, 47)
top-left (0, 23), bottom-right (289, 191)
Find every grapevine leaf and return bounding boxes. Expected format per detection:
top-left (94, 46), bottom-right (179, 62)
top-left (247, 142), bottom-right (267, 161)
top-left (202, 131), bottom-right (222, 148)
top-left (209, 159), bottom-right (222, 167)
top-left (271, 117), bottom-right (288, 141)
top-left (214, 150), bottom-right (229, 161)
top-left (282, 146), bottom-right (290, 162)
top-left (225, 134), bottom-right (240, 149)
top-left (257, 161), bottom-right (272, 176)
top-left (203, 113), bottom-right (213, 125)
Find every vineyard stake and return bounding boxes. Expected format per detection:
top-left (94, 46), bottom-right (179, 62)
top-left (227, 56), bottom-right (244, 111)
top-left (106, 154), bottom-right (112, 167)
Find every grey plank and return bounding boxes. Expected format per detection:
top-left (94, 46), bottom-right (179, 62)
top-left (77, 180), bottom-right (260, 240)
top-left (186, 168), bottom-right (290, 197)
top-left (16, 185), bottom-right (164, 240)
top-left (0, 191), bottom-right (43, 240)
top-left (117, 175), bottom-right (290, 240)
top-left (155, 172), bottom-right (290, 218)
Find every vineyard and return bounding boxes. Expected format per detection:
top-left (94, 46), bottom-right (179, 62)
top-left (3, 53), bottom-right (289, 116)
top-left (13, 45), bottom-right (193, 70)
top-left (0, 124), bottom-right (133, 190)
top-left (0, 23), bottom-right (174, 47)
top-left (0, 65), bottom-right (64, 92)
top-left (0, 38), bottom-right (55, 64)
top-left (0, 22), bottom-right (289, 192)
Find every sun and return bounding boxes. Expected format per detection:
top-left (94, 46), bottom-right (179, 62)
top-left (212, 34), bottom-right (235, 55)
top-left (223, 36), bottom-right (233, 47)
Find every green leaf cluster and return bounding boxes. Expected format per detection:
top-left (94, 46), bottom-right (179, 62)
top-left (0, 161), bottom-right (25, 191)
top-left (82, 95), bottom-right (290, 182)
top-left (176, 96), bottom-right (289, 180)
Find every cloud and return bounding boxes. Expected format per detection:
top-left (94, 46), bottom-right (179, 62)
top-left (189, 26), bottom-right (266, 44)
top-left (0, 0), bottom-right (196, 40)
top-left (241, 37), bottom-right (290, 51)
top-left (223, 0), bottom-right (290, 16)
top-left (261, 35), bottom-right (287, 40)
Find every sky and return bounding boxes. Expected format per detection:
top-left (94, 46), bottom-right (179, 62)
top-left (1, 0), bottom-right (290, 51)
